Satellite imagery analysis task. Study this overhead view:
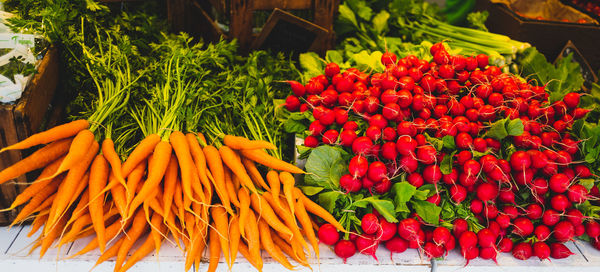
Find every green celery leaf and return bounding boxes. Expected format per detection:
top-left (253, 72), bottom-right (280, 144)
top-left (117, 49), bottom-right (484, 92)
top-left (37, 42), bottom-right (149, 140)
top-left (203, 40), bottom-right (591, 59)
top-left (506, 118), bottom-right (524, 136)
top-left (440, 151), bottom-right (456, 175)
top-left (318, 191), bottom-right (344, 213)
top-left (372, 10), bottom-right (390, 35)
top-left (304, 145), bottom-right (347, 189)
top-left (299, 186), bottom-right (324, 196)
top-left (442, 135), bottom-right (456, 150)
top-left (487, 118), bottom-right (508, 140)
top-left (362, 197), bottom-right (398, 223)
top-left (299, 52), bottom-right (324, 80)
top-left (412, 199), bottom-right (442, 225)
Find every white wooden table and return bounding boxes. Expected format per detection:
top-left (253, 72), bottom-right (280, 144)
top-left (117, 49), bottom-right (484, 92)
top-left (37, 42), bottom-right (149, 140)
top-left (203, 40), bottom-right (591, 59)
top-left (1, 225), bottom-right (598, 271)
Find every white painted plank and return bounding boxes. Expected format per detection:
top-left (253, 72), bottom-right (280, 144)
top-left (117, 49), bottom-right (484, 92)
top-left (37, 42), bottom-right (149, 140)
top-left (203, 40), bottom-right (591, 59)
top-left (573, 239), bottom-right (600, 264)
top-left (435, 242), bottom-right (595, 272)
top-left (0, 225), bottom-right (23, 253)
top-left (4, 226), bottom-right (600, 271)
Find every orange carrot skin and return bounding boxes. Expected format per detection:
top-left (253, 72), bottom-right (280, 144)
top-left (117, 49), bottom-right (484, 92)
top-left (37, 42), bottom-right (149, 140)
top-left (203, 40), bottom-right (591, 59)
top-left (121, 133), bottom-right (160, 177)
top-left (295, 197), bottom-right (320, 259)
top-left (258, 219), bottom-right (295, 270)
top-left (224, 135), bottom-right (277, 150)
top-left (0, 119), bottom-right (88, 152)
top-left (101, 138), bottom-right (126, 186)
top-left (128, 140), bottom-right (171, 218)
top-left (170, 131), bottom-right (202, 204)
top-left (238, 242), bottom-right (262, 271)
top-left (39, 215), bottom-right (68, 257)
top-left (208, 224), bottom-right (221, 272)
top-left (279, 171), bottom-right (296, 215)
top-left (224, 169), bottom-right (240, 207)
top-left (47, 139), bottom-right (98, 230)
top-left (203, 145), bottom-right (233, 214)
top-left (240, 148), bottom-right (304, 174)
top-left (211, 206), bottom-right (231, 266)
top-left (10, 175), bottom-right (62, 226)
top-left (52, 129), bottom-right (95, 178)
top-left (7, 156), bottom-right (65, 209)
top-left (95, 237), bottom-right (125, 267)
top-left (126, 160), bottom-right (146, 205)
top-left (266, 170), bottom-right (282, 208)
top-left (238, 188), bottom-right (251, 238)
top-left (88, 154), bottom-right (109, 253)
top-left (245, 210), bottom-right (262, 266)
top-left (118, 220), bottom-right (167, 272)
top-left (220, 146), bottom-right (258, 195)
top-left (162, 154), bottom-right (178, 223)
top-left (250, 192), bottom-right (293, 237)
top-left (229, 216), bottom-right (241, 267)
top-left (242, 157), bottom-right (270, 190)
top-left (70, 209), bottom-right (137, 257)
top-left (186, 133), bottom-right (212, 202)
top-left (0, 137), bottom-right (73, 185)
top-left (28, 213), bottom-right (48, 237)
top-left (300, 193), bottom-right (345, 232)
top-left (114, 209), bottom-right (150, 270)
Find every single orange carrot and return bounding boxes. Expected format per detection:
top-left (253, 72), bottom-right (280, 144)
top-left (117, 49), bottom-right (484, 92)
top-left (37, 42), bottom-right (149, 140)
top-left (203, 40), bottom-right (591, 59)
top-left (223, 135), bottom-right (277, 150)
top-left (45, 138), bottom-right (98, 229)
top-left (118, 220), bottom-right (167, 272)
top-left (266, 170), bottom-right (282, 209)
top-left (203, 145), bottom-right (233, 214)
top-left (121, 133), bottom-right (161, 177)
top-left (0, 119), bottom-right (88, 152)
top-left (242, 157), bottom-right (270, 190)
top-left (162, 154), bottom-right (178, 223)
top-left (127, 140), bottom-right (172, 218)
top-left (170, 131), bottom-right (202, 205)
top-left (68, 210), bottom-right (137, 258)
top-left (211, 206), bottom-right (231, 267)
top-left (50, 129), bottom-right (95, 179)
top-left (5, 156), bottom-right (65, 210)
top-left (229, 215), bottom-right (241, 268)
top-left (258, 219), bottom-right (295, 270)
top-left (126, 160), bottom-right (146, 204)
top-left (10, 175), bottom-right (62, 226)
top-left (299, 191), bottom-right (345, 232)
top-left (250, 193), bottom-right (293, 237)
top-left (240, 148), bottom-right (304, 174)
top-left (279, 171), bottom-right (296, 215)
top-left (208, 224), bottom-right (221, 272)
top-left (238, 241), bottom-right (262, 271)
top-left (263, 192), bottom-right (309, 258)
top-left (93, 236), bottom-right (125, 268)
top-left (28, 213), bottom-right (48, 237)
top-left (295, 197), bottom-right (320, 259)
top-left (0, 137), bottom-right (73, 185)
top-left (245, 210), bottom-right (262, 265)
top-left (186, 133), bottom-right (213, 201)
top-left (88, 154), bottom-right (109, 253)
top-left (114, 210), bottom-right (150, 270)
top-left (271, 229), bottom-right (310, 267)
top-left (238, 188), bottom-right (251, 239)
top-left (184, 226), bottom-right (207, 271)
top-left (219, 146), bottom-right (258, 195)
top-left (39, 214), bottom-right (68, 257)
top-left (101, 138), bottom-right (126, 187)
top-left (224, 168), bottom-right (240, 207)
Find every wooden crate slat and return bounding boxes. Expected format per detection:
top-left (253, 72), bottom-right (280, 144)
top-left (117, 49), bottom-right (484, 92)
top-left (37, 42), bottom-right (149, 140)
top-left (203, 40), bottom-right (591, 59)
top-left (230, 0), bottom-right (254, 50)
top-left (253, 0), bottom-right (312, 10)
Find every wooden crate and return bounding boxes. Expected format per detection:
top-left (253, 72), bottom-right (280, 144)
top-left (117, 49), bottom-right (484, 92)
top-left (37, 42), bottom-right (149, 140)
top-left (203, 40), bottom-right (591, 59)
top-left (0, 47), bottom-right (60, 226)
top-left (174, 0), bottom-right (340, 53)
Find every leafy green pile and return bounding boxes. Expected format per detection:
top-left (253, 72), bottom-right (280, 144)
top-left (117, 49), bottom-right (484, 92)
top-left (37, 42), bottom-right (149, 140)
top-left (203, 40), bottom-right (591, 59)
top-left (5, 0), bottom-right (301, 160)
top-left (334, 0), bottom-right (529, 66)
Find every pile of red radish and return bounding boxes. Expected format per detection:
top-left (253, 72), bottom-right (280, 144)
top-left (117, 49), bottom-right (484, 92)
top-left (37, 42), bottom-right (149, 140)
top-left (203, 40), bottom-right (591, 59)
top-left (285, 42), bottom-right (600, 264)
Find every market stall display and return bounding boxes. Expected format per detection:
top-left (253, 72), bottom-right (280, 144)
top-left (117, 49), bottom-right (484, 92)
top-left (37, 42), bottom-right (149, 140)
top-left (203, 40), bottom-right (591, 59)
top-left (0, 0), bottom-right (599, 271)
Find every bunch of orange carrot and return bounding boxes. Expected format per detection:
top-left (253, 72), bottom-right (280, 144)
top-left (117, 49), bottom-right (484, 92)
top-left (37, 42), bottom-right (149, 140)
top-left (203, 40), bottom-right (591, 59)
top-left (0, 120), bottom-right (344, 272)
